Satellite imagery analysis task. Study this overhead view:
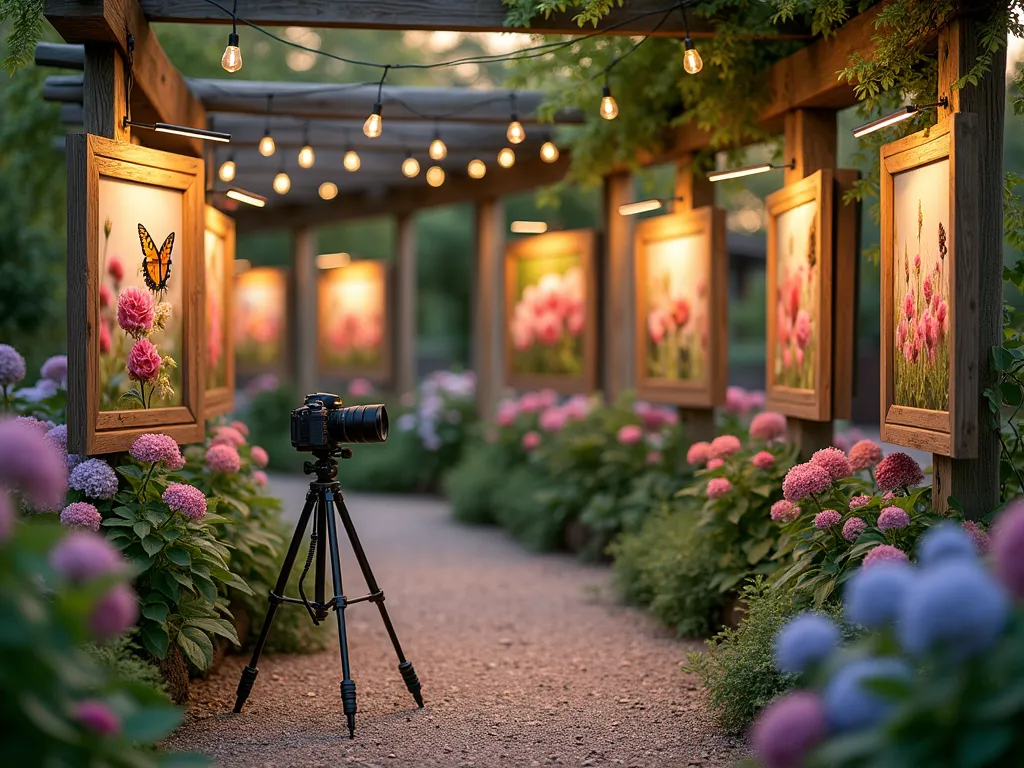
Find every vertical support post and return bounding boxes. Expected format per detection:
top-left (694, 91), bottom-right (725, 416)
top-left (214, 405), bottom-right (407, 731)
top-left (674, 154), bottom-right (717, 442)
top-left (473, 199), bottom-right (505, 420)
top-left (784, 109), bottom-right (838, 456)
top-left (602, 173), bottom-right (636, 401)
top-left (82, 44), bottom-right (129, 142)
top-left (293, 226), bottom-right (318, 397)
top-left (932, 16), bottom-right (1003, 517)
top-left (395, 213), bottom-right (417, 396)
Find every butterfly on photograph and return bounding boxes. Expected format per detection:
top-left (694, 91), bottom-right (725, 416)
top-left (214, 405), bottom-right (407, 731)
top-left (138, 223), bottom-right (174, 292)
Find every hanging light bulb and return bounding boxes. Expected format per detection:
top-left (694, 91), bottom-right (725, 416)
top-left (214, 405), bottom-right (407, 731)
top-left (425, 166), bottom-right (445, 187)
top-left (683, 38), bottom-right (703, 75)
top-left (343, 150), bottom-right (361, 172)
top-left (429, 136), bottom-right (447, 161)
top-left (298, 126), bottom-right (315, 168)
top-left (467, 159), bottom-right (486, 179)
top-left (221, 31), bottom-right (242, 73)
top-left (497, 147), bottom-right (515, 169)
top-left (540, 140), bottom-right (559, 163)
top-left (507, 118), bottom-right (526, 145)
top-left (273, 171), bottom-right (291, 195)
top-left (363, 104), bottom-right (383, 138)
top-left (401, 154), bottom-right (421, 178)
top-left (259, 132), bottom-right (276, 157)
top-left (600, 84), bottom-right (619, 120)
top-left (318, 181), bottom-right (338, 200)
top-left (218, 156), bottom-right (236, 182)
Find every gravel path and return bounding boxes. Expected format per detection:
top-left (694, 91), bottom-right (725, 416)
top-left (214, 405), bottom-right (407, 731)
top-left (167, 475), bottom-right (745, 768)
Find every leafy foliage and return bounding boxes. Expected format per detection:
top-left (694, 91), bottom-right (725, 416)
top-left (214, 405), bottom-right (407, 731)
top-left (0, 0), bottom-right (44, 74)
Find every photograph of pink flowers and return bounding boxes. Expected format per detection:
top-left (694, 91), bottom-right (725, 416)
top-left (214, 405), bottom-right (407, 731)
top-left (880, 115), bottom-right (978, 457)
top-left (234, 267), bottom-right (289, 375)
top-left (633, 207), bottom-right (726, 407)
top-left (504, 230), bottom-right (597, 394)
top-left (317, 260), bottom-right (390, 381)
top-left (66, 134), bottom-right (206, 455)
top-left (204, 206), bottom-right (236, 416)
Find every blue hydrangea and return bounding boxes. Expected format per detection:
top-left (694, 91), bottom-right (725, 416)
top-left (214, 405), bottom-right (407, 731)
top-left (69, 458), bottom-right (119, 500)
top-left (774, 612), bottom-right (841, 674)
top-left (824, 657), bottom-right (912, 732)
top-left (917, 523), bottom-right (976, 566)
top-left (844, 561), bottom-right (916, 629)
top-left (898, 560), bottom-right (1009, 659)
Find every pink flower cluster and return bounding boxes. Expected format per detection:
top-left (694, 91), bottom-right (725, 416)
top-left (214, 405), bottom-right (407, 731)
top-left (129, 433), bottom-right (184, 468)
top-left (875, 452), bottom-right (924, 492)
top-left (617, 425), bottom-right (643, 446)
top-left (73, 700), bottom-right (121, 735)
top-left (127, 338), bottom-right (161, 383)
top-left (993, 501), bottom-right (1024, 598)
top-left (91, 583), bottom-right (139, 640)
top-left (0, 417), bottom-right (68, 511)
top-left (163, 483), bottom-right (207, 521)
top-left (877, 506), bottom-right (910, 531)
top-left (686, 441), bottom-right (712, 467)
top-left (116, 287), bottom-right (154, 337)
top-left (749, 411), bottom-right (787, 442)
top-left (211, 425), bottom-right (246, 448)
top-left (809, 447), bottom-right (852, 481)
top-left (706, 477), bottom-right (733, 499)
top-left (250, 445), bottom-right (269, 468)
top-left (752, 451), bottom-right (775, 470)
top-left (206, 443), bottom-right (241, 474)
top-left (782, 462), bottom-right (832, 502)
top-left (49, 531), bottom-right (124, 583)
top-left (770, 499), bottom-right (800, 523)
top-left (753, 691), bottom-right (828, 768)
top-left (60, 502), bottom-right (102, 532)
top-left (497, 391), bottom-right (591, 431)
top-left (848, 495), bottom-right (871, 509)
top-left (897, 258), bottom-right (948, 365)
top-left (842, 517), bottom-right (867, 541)
top-left (813, 510), bottom-right (842, 530)
top-left (962, 520), bottom-right (990, 555)
top-left (847, 439), bottom-right (883, 472)
top-left (510, 269), bottom-right (585, 351)
top-left (634, 401), bottom-right (678, 432)
top-left (522, 431), bottom-right (541, 451)
top-left (862, 544), bottom-right (909, 568)
top-left (710, 434), bottom-right (741, 459)
top-left (647, 288), bottom-right (703, 350)
top-left (348, 377), bottom-right (374, 397)
top-left (252, 470), bottom-right (269, 487)
top-left (725, 386), bottom-right (766, 415)
top-left (776, 266), bottom-right (813, 371)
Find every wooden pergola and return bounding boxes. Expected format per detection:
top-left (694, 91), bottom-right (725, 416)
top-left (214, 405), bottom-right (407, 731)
top-left (40, 0), bottom-right (1005, 517)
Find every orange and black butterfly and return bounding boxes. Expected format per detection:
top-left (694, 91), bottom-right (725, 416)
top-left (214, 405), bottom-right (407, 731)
top-left (138, 223), bottom-right (174, 292)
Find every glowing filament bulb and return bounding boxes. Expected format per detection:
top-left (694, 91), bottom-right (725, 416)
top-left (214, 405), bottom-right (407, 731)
top-left (259, 133), bottom-right (276, 157)
top-left (506, 119), bottom-right (526, 145)
top-left (540, 141), bottom-right (559, 163)
top-left (319, 181), bottom-right (338, 200)
top-left (683, 38), bottom-right (703, 75)
top-left (402, 156), bottom-right (421, 178)
top-left (497, 147), bottom-right (515, 168)
top-left (221, 32), bottom-right (242, 73)
top-left (273, 171), bottom-right (291, 195)
top-left (218, 158), bottom-right (236, 182)
top-left (599, 84), bottom-right (618, 120)
top-left (426, 166), bottom-right (445, 187)
top-left (343, 150), bottom-right (361, 172)
top-left (363, 105), bottom-right (383, 138)
top-left (429, 137), bottom-right (447, 161)
top-left (298, 144), bottom-right (315, 168)
top-left (467, 159), bottom-right (486, 179)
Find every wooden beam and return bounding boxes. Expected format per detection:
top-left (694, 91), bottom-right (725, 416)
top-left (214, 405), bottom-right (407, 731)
top-left (83, 45), bottom-right (129, 142)
top-left (395, 214), bottom-right (418, 396)
top-left (137, 0), bottom-right (813, 39)
top-left (473, 198), bottom-right (505, 420)
top-left (602, 173), bottom-right (634, 400)
top-left (45, 0), bottom-right (207, 156)
top-left (35, 42), bottom-right (84, 69)
top-left (42, 73), bottom-right (84, 102)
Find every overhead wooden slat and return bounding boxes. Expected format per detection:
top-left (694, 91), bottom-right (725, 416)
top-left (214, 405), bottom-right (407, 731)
top-left (42, 73), bottom-right (84, 102)
top-left (35, 41), bottom-right (85, 68)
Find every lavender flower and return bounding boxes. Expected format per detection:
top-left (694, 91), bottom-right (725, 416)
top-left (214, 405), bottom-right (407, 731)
top-left (0, 417), bottom-right (68, 510)
top-left (844, 561), bottom-right (915, 628)
top-left (69, 458), bottom-right (119, 500)
top-left (0, 344), bottom-right (26, 388)
top-left (774, 613), bottom-right (840, 674)
top-left (40, 355), bottom-right (68, 384)
top-left (89, 583), bottom-right (139, 640)
top-left (877, 506), bottom-right (910, 531)
top-left (49, 531), bottom-right (123, 583)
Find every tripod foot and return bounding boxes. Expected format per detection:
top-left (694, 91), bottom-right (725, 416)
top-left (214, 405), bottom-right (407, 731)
top-left (340, 679), bottom-right (357, 738)
top-left (398, 660), bottom-right (424, 708)
top-left (233, 666), bottom-right (259, 713)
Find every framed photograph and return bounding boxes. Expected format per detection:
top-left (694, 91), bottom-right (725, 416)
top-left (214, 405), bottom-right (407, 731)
top-left (633, 206), bottom-right (727, 407)
top-left (204, 206), bottom-right (235, 416)
top-left (880, 114), bottom-right (978, 457)
top-left (66, 134), bottom-right (205, 455)
top-left (504, 229), bottom-right (598, 394)
top-left (317, 260), bottom-right (391, 383)
top-left (234, 267), bottom-right (290, 379)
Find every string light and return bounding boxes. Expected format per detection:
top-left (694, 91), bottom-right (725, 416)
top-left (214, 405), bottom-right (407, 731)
top-left (218, 154), bottom-right (236, 182)
top-left (363, 66), bottom-right (388, 138)
top-left (258, 95), bottom-right (275, 156)
top-left (426, 166), bottom-right (445, 187)
top-left (318, 181), bottom-right (338, 200)
top-left (429, 135), bottom-right (447, 161)
top-left (467, 159), bottom-right (487, 179)
top-left (497, 147), bottom-right (515, 168)
top-left (540, 138), bottom-right (559, 163)
top-left (706, 161), bottom-right (794, 183)
top-left (273, 168), bottom-right (291, 195)
top-left (506, 93), bottom-right (526, 144)
top-left (851, 98), bottom-right (948, 138)
top-left (220, 1), bottom-right (242, 72)
top-left (402, 153), bottom-right (421, 178)
top-left (599, 82), bottom-right (619, 120)
top-left (297, 124), bottom-right (315, 168)
top-left (343, 149), bottom-right (361, 172)
top-left (680, 6), bottom-right (702, 74)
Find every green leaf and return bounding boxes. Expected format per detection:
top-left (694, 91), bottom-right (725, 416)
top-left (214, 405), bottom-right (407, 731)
top-left (178, 627), bottom-right (214, 670)
top-left (745, 538), bottom-right (775, 565)
top-left (141, 536), bottom-right (164, 556)
top-left (186, 617), bottom-right (240, 646)
top-left (113, 505), bottom-right (137, 520)
top-left (121, 706), bottom-right (183, 742)
top-left (141, 622), bottom-right (170, 659)
top-left (133, 520), bottom-right (152, 538)
top-left (142, 602), bottom-right (169, 623)
top-left (118, 464), bottom-right (145, 481)
top-left (165, 546), bottom-right (191, 567)
top-left (193, 575), bottom-right (218, 604)
top-left (20, 694), bottom-right (79, 742)
top-left (102, 518), bottom-right (135, 527)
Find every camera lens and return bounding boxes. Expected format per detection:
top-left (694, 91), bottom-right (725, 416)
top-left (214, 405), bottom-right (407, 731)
top-left (327, 404), bottom-right (389, 444)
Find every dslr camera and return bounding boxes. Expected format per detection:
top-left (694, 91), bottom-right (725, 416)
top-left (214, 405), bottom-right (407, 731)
top-left (290, 393), bottom-right (389, 452)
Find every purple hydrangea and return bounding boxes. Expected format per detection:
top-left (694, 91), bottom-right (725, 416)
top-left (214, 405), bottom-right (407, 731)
top-left (60, 502), bottom-right (102, 532)
top-left (49, 531), bottom-right (124, 583)
top-left (752, 691), bottom-right (827, 768)
top-left (0, 417), bottom-right (68, 510)
top-left (824, 657), bottom-right (913, 732)
top-left (40, 355), bottom-right (68, 384)
top-left (862, 544), bottom-right (908, 568)
top-left (163, 483), bottom-right (207, 521)
top-left (848, 495), bottom-right (872, 509)
top-left (842, 517), bottom-right (867, 542)
top-left (813, 510), bottom-right (842, 530)
top-left (773, 612), bottom-right (841, 674)
top-left (993, 501), bottom-right (1024, 599)
top-left (917, 523), bottom-right (976, 566)
top-left (129, 433), bottom-right (182, 466)
top-left (877, 506), bottom-right (911, 531)
top-left (73, 699), bottom-right (121, 735)
top-left (0, 344), bottom-right (27, 388)
top-left (69, 458), bottom-right (119, 500)
top-left (844, 561), bottom-right (915, 628)
top-left (89, 583), bottom-right (139, 640)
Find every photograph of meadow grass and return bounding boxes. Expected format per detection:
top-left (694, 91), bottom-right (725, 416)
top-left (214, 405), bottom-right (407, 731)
top-left (773, 200), bottom-right (819, 391)
top-left (892, 158), bottom-right (950, 412)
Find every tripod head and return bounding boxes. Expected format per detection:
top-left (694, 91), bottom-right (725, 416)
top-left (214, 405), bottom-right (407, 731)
top-left (303, 447), bottom-right (353, 482)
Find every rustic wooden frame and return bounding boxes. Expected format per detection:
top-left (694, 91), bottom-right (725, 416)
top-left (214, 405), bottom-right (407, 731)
top-left (879, 115), bottom-right (978, 457)
top-left (66, 133), bottom-right (205, 454)
top-left (632, 206), bottom-right (727, 407)
top-left (234, 266), bottom-right (292, 380)
top-left (316, 259), bottom-right (393, 384)
top-left (203, 205), bottom-right (236, 416)
top-left (503, 229), bottom-right (598, 394)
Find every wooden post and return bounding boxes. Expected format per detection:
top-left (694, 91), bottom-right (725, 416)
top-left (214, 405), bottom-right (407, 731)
top-left (473, 198), bottom-right (505, 419)
top-left (395, 213), bottom-right (417, 396)
top-left (931, 16), bottom-right (1003, 517)
top-left (602, 172), bottom-right (635, 401)
top-left (783, 109), bottom-right (838, 456)
top-left (673, 154), bottom-right (718, 442)
top-left (82, 44), bottom-right (129, 142)
top-left (292, 226), bottom-right (318, 397)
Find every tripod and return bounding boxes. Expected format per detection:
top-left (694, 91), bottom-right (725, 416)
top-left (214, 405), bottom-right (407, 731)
top-left (233, 448), bottom-right (423, 737)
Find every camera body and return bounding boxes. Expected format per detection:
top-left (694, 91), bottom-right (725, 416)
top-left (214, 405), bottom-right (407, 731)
top-left (290, 393), bottom-right (389, 452)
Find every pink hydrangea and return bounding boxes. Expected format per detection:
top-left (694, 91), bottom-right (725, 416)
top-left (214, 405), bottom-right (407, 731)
top-left (129, 433), bottom-right (182, 466)
top-left (126, 338), bottom-right (161, 383)
top-left (877, 506), bottom-right (910, 531)
top-left (706, 457), bottom-right (724, 470)
top-left (843, 517), bottom-right (867, 541)
top-left (16, 415), bottom-right (49, 435)
top-left (749, 412), bottom-right (787, 442)
top-left (522, 431), bottom-right (541, 451)
top-left (617, 424), bottom-right (643, 445)
top-left (810, 447), bottom-right (852, 481)
top-left (60, 502), bottom-right (102, 532)
top-left (752, 691), bottom-right (828, 768)
top-left (250, 445), bottom-right (269, 468)
top-left (518, 392), bottom-right (544, 413)
top-left (770, 499), bottom-right (800, 523)
top-left (348, 377), bottom-right (373, 397)
top-left (164, 452), bottom-right (186, 472)
top-left (814, 510), bottom-right (842, 529)
top-left (73, 700), bottom-right (121, 736)
top-left (0, 417), bottom-right (68, 511)
top-left (162, 483), bottom-right (207, 521)
top-left (90, 583), bottom-right (139, 640)
top-left (707, 477), bottom-right (733, 499)
top-left (875, 452), bottom-right (924, 491)
top-left (206, 443), bottom-right (241, 474)
top-left (116, 286), bottom-right (155, 337)
top-left (495, 401), bottom-right (518, 427)
top-left (710, 434), bottom-right (742, 458)
top-left (49, 531), bottom-right (124, 583)
top-left (725, 386), bottom-right (754, 415)
top-left (848, 495), bottom-right (871, 509)
top-left (539, 407), bottom-right (568, 432)
top-left (993, 500), bottom-right (1024, 598)
top-left (961, 520), bottom-right (990, 555)
top-left (848, 439), bottom-right (883, 472)
top-left (211, 425), bottom-right (246, 448)
top-left (782, 462), bottom-right (832, 502)
top-left (229, 420), bottom-right (250, 437)
top-left (686, 441), bottom-right (712, 466)
top-left (862, 544), bottom-right (909, 568)
top-left (645, 451), bottom-right (662, 465)
top-left (252, 470), bottom-right (268, 487)
top-left (752, 451), bottom-right (775, 470)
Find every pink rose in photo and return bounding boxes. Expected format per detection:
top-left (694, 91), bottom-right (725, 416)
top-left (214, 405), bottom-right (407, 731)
top-left (897, 318), bottom-right (908, 347)
top-left (794, 310), bottom-right (811, 349)
top-left (126, 338), bottom-right (161, 383)
top-left (116, 287), bottom-right (155, 337)
top-left (648, 307), bottom-right (671, 344)
top-left (534, 310), bottom-right (562, 346)
top-left (936, 300), bottom-right (948, 334)
top-left (670, 296), bottom-right (690, 328)
top-left (566, 307), bottom-right (585, 337)
top-left (99, 283), bottom-right (113, 309)
top-left (931, 289), bottom-right (941, 314)
top-left (107, 256), bottom-right (124, 283)
top-left (783, 347), bottom-right (793, 368)
top-left (903, 290), bottom-right (915, 321)
top-left (522, 431), bottom-right (541, 451)
top-left (795, 348), bottom-right (805, 367)
top-left (99, 322), bottom-right (112, 355)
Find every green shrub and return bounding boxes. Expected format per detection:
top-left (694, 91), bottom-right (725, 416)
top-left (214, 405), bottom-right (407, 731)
top-left (245, 383), bottom-right (303, 474)
top-left (493, 465), bottom-right (560, 550)
top-left (82, 635), bottom-right (168, 698)
top-left (249, 559), bottom-right (333, 655)
top-left (444, 440), bottom-right (508, 524)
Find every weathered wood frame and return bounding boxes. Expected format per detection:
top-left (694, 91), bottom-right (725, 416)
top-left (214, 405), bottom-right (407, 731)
top-left (503, 229), bottom-right (599, 395)
top-left (632, 206), bottom-right (727, 408)
top-left (234, 266), bottom-right (292, 381)
top-left (879, 114), bottom-right (979, 457)
top-left (66, 133), bottom-right (205, 454)
top-left (203, 205), bottom-right (236, 416)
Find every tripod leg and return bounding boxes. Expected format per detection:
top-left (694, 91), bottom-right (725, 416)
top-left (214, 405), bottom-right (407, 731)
top-left (334, 494), bottom-right (423, 709)
top-left (233, 490), bottom-right (317, 713)
top-left (322, 487), bottom-right (358, 738)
